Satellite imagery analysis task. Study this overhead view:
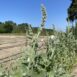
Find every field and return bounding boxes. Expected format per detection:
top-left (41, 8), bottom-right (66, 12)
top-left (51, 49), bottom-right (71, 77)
top-left (0, 35), bottom-right (26, 64)
top-left (0, 35), bottom-right (45, 66)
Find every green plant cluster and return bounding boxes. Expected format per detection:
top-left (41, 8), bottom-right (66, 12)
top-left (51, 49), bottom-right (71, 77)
top-left (0, 21), bottom-right (53, 35)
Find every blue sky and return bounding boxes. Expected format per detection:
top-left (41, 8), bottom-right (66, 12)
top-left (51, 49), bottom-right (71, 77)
top-left (0, 0), bottom-right (71, 31)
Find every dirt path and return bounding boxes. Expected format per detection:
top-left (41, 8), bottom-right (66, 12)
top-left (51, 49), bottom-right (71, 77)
top-left (71, 65), bottom-right (77, 77)
top-left (0, 35), bottom-right (26, 64)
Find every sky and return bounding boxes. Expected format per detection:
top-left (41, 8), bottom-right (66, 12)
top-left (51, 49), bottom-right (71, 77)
top-left (0, 0), bottom-right (71, 31)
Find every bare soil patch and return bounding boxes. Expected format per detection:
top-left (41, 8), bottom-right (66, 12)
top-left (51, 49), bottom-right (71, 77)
top-left (0, 35), bottom-right (26, 64)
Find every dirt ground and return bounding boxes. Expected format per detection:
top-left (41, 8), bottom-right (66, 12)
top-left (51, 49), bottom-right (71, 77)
top-left (0, 35), bottom-right (26, 64)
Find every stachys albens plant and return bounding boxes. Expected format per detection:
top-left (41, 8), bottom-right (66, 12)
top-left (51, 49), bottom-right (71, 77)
top-left (20, 4), bottom-right (77, 77)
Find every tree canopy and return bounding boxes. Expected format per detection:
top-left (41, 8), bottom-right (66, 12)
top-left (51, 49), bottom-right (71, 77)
top-left (67, 0), bottom-right (77, 22)
top-left (0, 21), bottom-right (53, 35)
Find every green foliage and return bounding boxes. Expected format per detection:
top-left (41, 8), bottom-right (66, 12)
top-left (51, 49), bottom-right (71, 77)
top-left (0, 21), bottom-right (53, 35)
top-left (67, 0), bottom-right (77, 22)
top-left (32, 27), bottom-right (53, 35)
top-left (0, 22), bottom-right (5, 33)
top-left (3, 21), bottom-right (14, 33)
top-left (0, 21), bottom-right (17, 33)
top-left (70, 22), bottom-right (77, 39)
top-left (20, 29), bottom-right (77, 77)
top-left (16, 23), bottom-right (29, 33)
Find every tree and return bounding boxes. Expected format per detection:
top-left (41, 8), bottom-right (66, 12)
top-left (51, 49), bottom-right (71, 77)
top-left (3, 21), bottom-right (16, 33)
top-left (67, 0), bottom-right (77, 23)
top-left (17, 23), bottom-right (29, 33)
top-left (0, 22), bottom-right (5, 33)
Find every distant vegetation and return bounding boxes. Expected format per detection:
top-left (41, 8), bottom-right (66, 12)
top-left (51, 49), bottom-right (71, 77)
top-left (0, 21), bottom-right (54, 35)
